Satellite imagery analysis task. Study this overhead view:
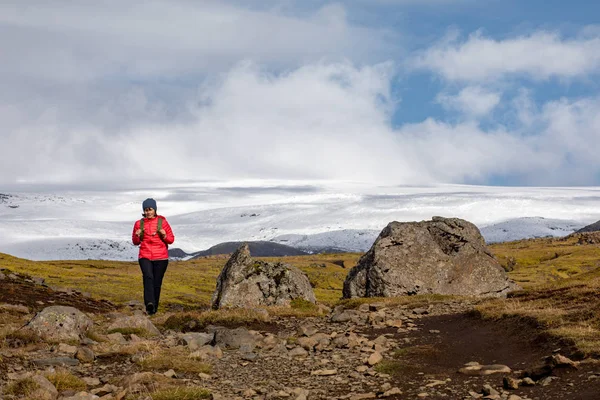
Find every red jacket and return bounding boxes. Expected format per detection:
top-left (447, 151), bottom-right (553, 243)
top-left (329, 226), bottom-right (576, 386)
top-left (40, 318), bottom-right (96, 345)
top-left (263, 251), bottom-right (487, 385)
top-left (132, 216), bottom-right (175, 260)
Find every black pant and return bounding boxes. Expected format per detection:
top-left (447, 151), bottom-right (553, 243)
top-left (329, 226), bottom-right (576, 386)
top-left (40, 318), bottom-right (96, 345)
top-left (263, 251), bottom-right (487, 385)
top-left (138, 258), bottom-right (168, 311)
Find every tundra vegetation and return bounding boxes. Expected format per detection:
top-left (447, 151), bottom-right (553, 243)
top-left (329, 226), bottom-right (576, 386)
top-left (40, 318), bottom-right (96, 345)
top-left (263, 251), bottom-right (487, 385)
top-left (1, 233), bottom-right (599, 357)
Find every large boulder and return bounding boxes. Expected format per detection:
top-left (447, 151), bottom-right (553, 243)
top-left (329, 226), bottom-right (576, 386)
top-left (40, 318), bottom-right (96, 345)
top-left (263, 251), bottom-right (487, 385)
top-left (25, 306), bottom-right (93, 342)
top-left (343, 217), bottom-right (520, 298)
top-left (211, 243), bottom-right (316, 309)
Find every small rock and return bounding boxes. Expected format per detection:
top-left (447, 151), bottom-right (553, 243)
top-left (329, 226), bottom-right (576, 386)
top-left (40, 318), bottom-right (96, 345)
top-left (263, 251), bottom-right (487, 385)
top-left (551, 354), bottom-right (579, 368)
top-left (310, 369), bottom-right (337, 376)
top-left (83, 377), bottom-right (101, 386)
top-left (459, 364), bottom-right (511, 376)
top-left (76, 347), bottom-right (95, 363)
top-left (425, 380), bottom-right (446, 387)
top-left (164, 369), bottom-right (177, 378)
top-left (367, 352), bottom-right (383, 366)
top-left (538, 376), bottom-right (558, 386)
top-left (241, 352), bottom-right (258, 361)
top-left (482, 384), bottom-right (499, 396)
top-left (503, 376), bottom-right (520, 390)
top-left (297, 324), bottom-right (319, 337)
top-left (381, 387), bottom-right (402, 397)
top-left (289, 347), bottom-right (308, 358)
top-left (106, 332), bottom-right (127, 344)
top-left (521, 377), bottom-right (535, 386)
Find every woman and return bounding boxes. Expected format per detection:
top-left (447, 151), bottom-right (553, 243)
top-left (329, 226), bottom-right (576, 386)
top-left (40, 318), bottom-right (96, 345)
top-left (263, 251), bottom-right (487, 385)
top-left (132, 198), bottom-right (175, 315)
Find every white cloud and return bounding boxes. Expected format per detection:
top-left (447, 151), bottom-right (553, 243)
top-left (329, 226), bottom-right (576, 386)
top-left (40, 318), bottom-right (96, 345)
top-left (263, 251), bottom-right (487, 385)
top-left (413, 29), bottom-right (600, 82)
top-left (4, 58), bottom-right (600, 187)
top-left (0, 1), bottom-right (393, 84)
top-left (436, 86), bottom-right (501, 118)
top-left (0, 62), bottom-right (432, 185)
top-left (395, 94), bottom-right (600, 185)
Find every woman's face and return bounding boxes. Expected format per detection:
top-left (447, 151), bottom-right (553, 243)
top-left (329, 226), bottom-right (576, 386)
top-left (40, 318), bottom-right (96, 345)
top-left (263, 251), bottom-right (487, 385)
top-left (144, 208), bottom-right (156, 218)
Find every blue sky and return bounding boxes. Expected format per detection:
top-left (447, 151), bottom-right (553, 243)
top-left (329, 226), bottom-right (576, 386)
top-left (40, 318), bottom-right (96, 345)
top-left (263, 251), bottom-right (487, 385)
top-left (1, 0), bottom-right (600, 187)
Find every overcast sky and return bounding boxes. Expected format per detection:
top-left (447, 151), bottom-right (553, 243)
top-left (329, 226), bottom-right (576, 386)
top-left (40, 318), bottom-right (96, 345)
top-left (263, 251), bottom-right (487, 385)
top-left (2, 0), bottom-right (600, 187)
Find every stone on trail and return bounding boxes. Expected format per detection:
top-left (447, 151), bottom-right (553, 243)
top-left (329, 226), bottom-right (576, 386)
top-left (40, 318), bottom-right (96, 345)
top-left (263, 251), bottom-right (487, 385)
top-left (211, 243), bottom-right (316, 309)
top-left (30, 374), bottom-right (59, 400)
top-left (366, 351), bottom-right (383, 366)
top-left (25, 305), bottom-right (93, 342)
top-left (310, 369), bottom-right (338, 376)
top-left (107, 314), bottom-right (160, 337)
top-left (459, 363), bottom-right (511, 376)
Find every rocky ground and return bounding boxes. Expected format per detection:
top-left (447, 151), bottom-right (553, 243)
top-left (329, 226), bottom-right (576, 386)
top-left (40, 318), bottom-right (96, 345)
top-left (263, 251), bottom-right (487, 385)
top-left (1, 270), bottom-right (600, 400)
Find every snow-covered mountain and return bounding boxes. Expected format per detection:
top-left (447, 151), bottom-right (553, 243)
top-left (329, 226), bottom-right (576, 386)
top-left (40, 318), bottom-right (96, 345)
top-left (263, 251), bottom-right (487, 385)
top-left (480, 217), bottom-right (582, 243)
top-left (0, 181), bottom-right (598, 261)
top-left (271, 230), bottom-right (380, 253)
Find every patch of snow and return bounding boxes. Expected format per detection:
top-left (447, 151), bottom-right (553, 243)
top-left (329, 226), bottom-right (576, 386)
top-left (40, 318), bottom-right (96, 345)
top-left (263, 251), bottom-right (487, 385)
top-left (480, 217), bottom-right (583, 243)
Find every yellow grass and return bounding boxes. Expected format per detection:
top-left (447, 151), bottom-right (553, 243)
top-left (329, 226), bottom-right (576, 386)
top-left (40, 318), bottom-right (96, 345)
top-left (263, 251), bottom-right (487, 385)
top-left (4, 378), bottom-right (40, 397)
top-left (137, 347), bottom-right (212, 374)
top-left (0, 252), bottom-right (357, 308)
top-left (479, 238), bottom-right (600, 356)
top-left (4, 233), bottom-right (600, 355)
top-left (47, 370), bottom-right (87, 391)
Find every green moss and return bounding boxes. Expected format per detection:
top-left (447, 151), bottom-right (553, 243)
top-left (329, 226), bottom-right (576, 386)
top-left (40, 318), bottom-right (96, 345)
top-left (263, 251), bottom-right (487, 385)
top-left (290, 298), bottom-right (318, 312)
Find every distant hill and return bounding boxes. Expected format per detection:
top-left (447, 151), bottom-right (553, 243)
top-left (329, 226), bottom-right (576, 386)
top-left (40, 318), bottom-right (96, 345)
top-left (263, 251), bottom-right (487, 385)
top-left (576, 220), bottom-right (600, 233)
top-left (169, 241), bottom-right (309, 259)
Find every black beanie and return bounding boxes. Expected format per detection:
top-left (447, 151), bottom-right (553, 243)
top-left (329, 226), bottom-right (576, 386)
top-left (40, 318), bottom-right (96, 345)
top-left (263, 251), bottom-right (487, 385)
top-left (142, 198), bottom-right (157, 211)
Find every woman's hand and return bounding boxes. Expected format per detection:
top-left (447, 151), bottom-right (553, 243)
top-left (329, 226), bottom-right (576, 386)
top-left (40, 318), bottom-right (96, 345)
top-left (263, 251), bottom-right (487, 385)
top-left (158, 228), bottom-right (166, 238)
top-left (135, 228), bottom-right (142, 237)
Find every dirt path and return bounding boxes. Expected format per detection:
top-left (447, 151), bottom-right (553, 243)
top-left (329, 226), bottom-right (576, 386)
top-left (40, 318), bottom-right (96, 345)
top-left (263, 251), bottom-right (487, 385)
top-left (373, 312), bottom-right (600, 399)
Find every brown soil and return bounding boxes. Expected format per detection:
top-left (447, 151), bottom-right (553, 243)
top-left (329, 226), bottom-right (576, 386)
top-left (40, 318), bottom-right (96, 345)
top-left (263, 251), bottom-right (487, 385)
top-left (375, 312), bottom-right (600, 399)
top-left (0, 274), bottom-right (116, 314)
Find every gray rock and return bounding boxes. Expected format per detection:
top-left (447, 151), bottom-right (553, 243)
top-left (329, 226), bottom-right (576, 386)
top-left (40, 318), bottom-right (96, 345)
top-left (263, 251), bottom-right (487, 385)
top-left (32, 276), bottom-right (45, 285)
top-left (58, 343), bottom-right (78, 355)
top-left (343, 217), bottom-right (520, 298)
top-left (241, 352), bottom-right (259, 361)
top-left (106, 332), bottom-right (127, 344)
top-left (213, 326), bottom-right (256, 350)
top-left (289, 347), bottom-right (309, 357)
top-left (211, 243), bottom-right (316, 309)
top-left (107, 315), bottom-right (160, 336)
top-left (460, 363), bottom-right (511, 376)
top-left (180, 332), bottom-right (214, 350)
top-left (82, 377), bottom-right (101, 386)
top-left (297, 323), bottom-right (319, 337)
top-left (25, 306), bottom-right (93, 342)
top-left (75, 347), bottom-right (95, 363)
top-left (30, 374), bottom-right (59, 400)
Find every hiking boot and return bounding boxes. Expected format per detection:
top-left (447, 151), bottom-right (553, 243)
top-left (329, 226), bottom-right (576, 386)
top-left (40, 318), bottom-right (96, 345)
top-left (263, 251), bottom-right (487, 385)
top-left (146, 303), bottom-right (155, 315)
